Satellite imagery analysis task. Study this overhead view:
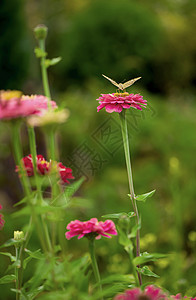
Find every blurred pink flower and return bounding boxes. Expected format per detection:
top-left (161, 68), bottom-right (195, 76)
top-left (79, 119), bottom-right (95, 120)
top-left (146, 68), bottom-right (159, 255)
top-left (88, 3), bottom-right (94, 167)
top-left (171, 295), bottom-right (196, 300)
top-left (0, 91), bottom-right (57, 120)
top-left (65, 218), bottom-right (117, 240)
top-left (16, 155), bottom-right (74, 185)
top-left (0, 204), bottom-right (5, 230)
top-left (114, 285), bottom-right (167, 300)
top-left (97, 92), bottom-right (147, 113)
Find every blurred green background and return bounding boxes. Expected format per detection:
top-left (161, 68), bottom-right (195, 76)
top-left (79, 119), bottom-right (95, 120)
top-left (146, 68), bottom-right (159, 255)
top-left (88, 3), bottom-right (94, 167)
top-left (0, 0), bottom-right (196, 298)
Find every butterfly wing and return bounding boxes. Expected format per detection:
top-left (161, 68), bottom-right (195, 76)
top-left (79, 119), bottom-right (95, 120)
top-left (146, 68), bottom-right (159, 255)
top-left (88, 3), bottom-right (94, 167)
top-left (102, 74), bottom-right (120, 89)
top-left (122, 77), bottom-right (141, 89)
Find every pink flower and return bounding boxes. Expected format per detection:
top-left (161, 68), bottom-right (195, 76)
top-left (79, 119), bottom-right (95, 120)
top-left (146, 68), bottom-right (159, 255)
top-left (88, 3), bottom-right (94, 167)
top-left (58, 162), bottom-right (75, 184)
top-left (16, 155), bottom-right (74, 185)
top-left (16, 154), bottom-right (50, 176)
top-left (0, 204), bottom-right (5, 230)
top-left (171, 295), bottom-right (182, 300)
top-left (114, 285), bottom-right (168, 300)
top-left (171, 295), bottom-right (196, 300)
top-left (97, 92), bottom-right (147, 113)
top-left (0, 91), bottom-right (57, 120)
top-left (65, 218), bottom-right (117, 240)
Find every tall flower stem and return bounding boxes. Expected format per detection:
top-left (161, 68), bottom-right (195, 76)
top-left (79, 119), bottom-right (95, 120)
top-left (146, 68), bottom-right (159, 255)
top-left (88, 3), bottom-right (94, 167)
top-left (88, 238), bottom-right (103, 300)
top-left (35, 25), bottom-right (60, 249)
top-left (119, 110), bottom-right (142, 286)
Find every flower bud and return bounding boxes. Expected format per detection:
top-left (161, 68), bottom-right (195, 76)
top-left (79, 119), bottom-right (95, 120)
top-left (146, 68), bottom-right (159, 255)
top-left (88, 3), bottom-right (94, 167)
top-left (34, 24), bottom-right (48, 40)
top-left (14, 230), bottom-right (24, 241)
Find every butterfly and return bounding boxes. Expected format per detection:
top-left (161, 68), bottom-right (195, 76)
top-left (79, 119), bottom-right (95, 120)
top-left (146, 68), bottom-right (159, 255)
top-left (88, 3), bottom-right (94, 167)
top-left (102, 74), bottom-right (141, 91)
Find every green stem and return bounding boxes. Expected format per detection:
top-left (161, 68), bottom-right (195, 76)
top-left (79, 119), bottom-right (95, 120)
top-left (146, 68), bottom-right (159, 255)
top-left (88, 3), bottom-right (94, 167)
top-left (11, 122), bottom-right (31, 197)
top-left (119, 110), bottom-right (142, 286)
top-left (128, 246), bottom-right (140, 287)
top-left (37, 31), bottom-right (59, 251)
top-left (88, 239), bottom-right (103, 300)
top-left (27, 127), bottom-right (42, 201)
top-left (15, 247), bottom-right (20, 300)
top-left (39, 39), bottom-right (51, 102)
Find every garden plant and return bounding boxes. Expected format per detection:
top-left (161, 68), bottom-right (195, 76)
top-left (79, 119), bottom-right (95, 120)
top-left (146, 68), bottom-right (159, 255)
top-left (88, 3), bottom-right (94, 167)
top-left (0, 24), bottom-right (195, 300)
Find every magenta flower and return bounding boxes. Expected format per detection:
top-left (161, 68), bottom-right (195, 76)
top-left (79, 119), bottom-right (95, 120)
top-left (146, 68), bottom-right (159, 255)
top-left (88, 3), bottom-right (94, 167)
top-left (16, 154), bottom-right (74, 185)
top-left (65, 218), bottom-right (117, 240)
top-left (58, 162), bottom-right (75, 184)
top-left (114, 285), bottom-right (168, 300)
top-left (97, 92), bottom-right (147, 113)
top-left (0, 91), bottom-right (57, 120)
top-left (0, 204), bottom-right (5, 230)
top-left (16, 154), bottom-right (50, 176)
top-left (171, 295), bottom-right (196, 300)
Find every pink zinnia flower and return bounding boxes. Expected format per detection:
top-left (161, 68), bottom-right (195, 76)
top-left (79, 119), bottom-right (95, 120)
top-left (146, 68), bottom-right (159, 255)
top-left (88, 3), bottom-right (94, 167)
top-left (0, 204), bottom-right (5, 230)
top-left (65, 218), bottom-right (117, 240)
top-left (16, 155), bottom-right (74, 185)
top-left (114, 285), bottom-right (168, 300)
top-left (16, 154), bottom-right (50, 176)
top-left (97, 92), bottom-right (147, 113)
top-left (0, 91), bottom-right (57, 120)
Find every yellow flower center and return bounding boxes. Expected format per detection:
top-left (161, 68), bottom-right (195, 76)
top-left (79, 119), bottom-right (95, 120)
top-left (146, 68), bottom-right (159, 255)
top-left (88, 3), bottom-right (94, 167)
top-left (114, 92), bottom-right (129, 97)
top-left (0, 90), bottom-right (22, 101)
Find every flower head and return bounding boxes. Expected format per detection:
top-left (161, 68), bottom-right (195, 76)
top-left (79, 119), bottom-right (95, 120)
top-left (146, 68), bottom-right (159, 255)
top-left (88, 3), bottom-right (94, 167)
top-left (16, 154), bottom-right (74, 185)
top-left (14, 231), bottom-right (24, 241)
top-left (65, 218), bottom-right (117, 240)
top-left (58, 162), bottom-right (75, 184)
top-left (0, 204), bottom-right (5, 230)
top-left (114, 285), bottom-right (167, 300)
top-left (0, 91), bottom-right (57, 120)
top-left (16, 154), bottom-right (50, 176)
top-left (97, 92), bottom-right (147, 113)
top-left (27, 109), bottom-right (69, 127)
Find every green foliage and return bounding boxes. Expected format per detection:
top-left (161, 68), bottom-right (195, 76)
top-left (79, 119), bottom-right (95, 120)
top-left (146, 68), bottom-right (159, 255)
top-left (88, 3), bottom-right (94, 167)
top-left (58, 0), bottom-right (164, 87)
top-left (137, 266), bottom-right (160, 278)
top-left (0, 275), bottom-right (16, 284)
top-left (0, 0), bottom-right (30, 89)
top-left (134, 190), bottom-right (156, 202)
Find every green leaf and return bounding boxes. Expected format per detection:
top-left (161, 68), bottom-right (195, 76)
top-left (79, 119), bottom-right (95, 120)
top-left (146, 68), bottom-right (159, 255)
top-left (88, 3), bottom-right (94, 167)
top-left (134, 190), bottom-right (156, 202)
top-left (34, 47), bottom-right (47, 58)
top-left (102, 212), bottom-right (135, 219)
top-left (23, 249), bottom-right (43, 269)
top-left (14, 195), bottom-right (32, 207)
top-left (127, 212), bottom-right (136, 218)
top-left (0, 252), bottom-right (16, 262)
top-left (129, 218), bottom-right (141, 238)
top-left (0, 274), bottom-right (16, 284)
top-left (102, 212), bottom-right (127, 219)
top-left (133, 252), bottom-right (167, 266)
top-left (53, 177), bottom-right (85, 206)
top-left (117, 226), bottom-right (133, 248)
top-left (0, 238), bottom-right (25, 249)
top-left (137, 266), bottom-right (160, 278)
top-left (25, 249), bottom-right (43, 260)
top-left (64, 176), bottom-right (85, 198)
top-left (45, 57), bottom-right (62, 68)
